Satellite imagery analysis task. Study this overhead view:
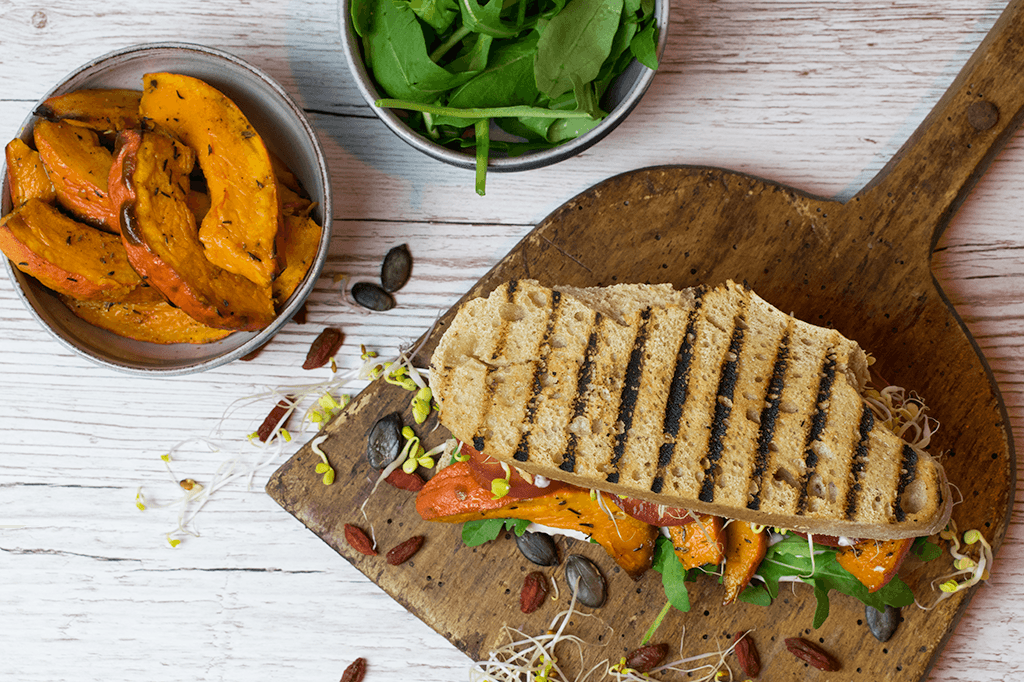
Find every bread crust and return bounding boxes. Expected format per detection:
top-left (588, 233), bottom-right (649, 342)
top-left (430, 279), bottom-right (951, 540)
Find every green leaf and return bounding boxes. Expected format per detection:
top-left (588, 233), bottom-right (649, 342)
top-left (652, 535), bottom-right (692, 612)
top-left (458, 0), bottom-right (520, 37)
top-left (460, 517), bottom-right (530, 546)
top-left (406, 0), bottom-right (459, 33)
top-left (754, 535), bottom-right (916, 628)
top-left (912, 536), bottom-right (943, 562)
top-left (738, 584), bottom-right (772, 607)
top-left (365, 0), bottom-right (475, 103)
top-left (449, 35), bottom-right (540, 109)
top-left (351, 0), bottom-right (377, 37)
top-left (461, 518), bottom-right (507, 546)
top-left (534, 0), bottom-right (624, 99)
top-left (629, 20), bottom-right (659, 70)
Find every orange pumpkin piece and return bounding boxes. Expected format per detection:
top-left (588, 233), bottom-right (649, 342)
top-left (669, 514), bottom-right (725, 570)
top-left (108, 128), bottom-right (275, 332)
top-left (0, 198), bottom-right (143, 300)
top-left (722, 521), bottom-right (768, 604)
top-left (836, 537), bottom-right (914, 593)
top-left (5, 138), bottom-right (56, 207)
top-left (417, 461), bottom-right (658, 579)
top-left (272, 211), bottom-right (321, 306)
top-left (139, 72), bottom-right (281, 287)
top-left (34, 88), bottom-right (142, 133)
top-left (59, 295), bottom-right (233, 344)
top-left (33, 119), bottom-right (118, 232)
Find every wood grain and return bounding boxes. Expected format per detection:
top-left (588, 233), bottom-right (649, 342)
top-left (2, 0), bottom-right (1024, 680)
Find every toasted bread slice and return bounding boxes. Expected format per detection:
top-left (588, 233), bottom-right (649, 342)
top-left (430, 279), bottom-right (951, 540)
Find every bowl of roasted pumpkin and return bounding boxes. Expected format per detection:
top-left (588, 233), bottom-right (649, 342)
top-left (0, 43), bottom-right (331, 374)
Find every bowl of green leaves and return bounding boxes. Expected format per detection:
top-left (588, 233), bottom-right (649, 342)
top-left (341, 0), bottom-right (668, 194)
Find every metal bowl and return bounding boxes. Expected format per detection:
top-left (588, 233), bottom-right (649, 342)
top-left (339, 0), bottom-right (670, 172)
top-left (1, 43), bottom-right (332, 375)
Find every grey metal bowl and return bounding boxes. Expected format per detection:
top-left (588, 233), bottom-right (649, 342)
top-left (339, 0), bottom-right (670, 172)
top-left (1, 43), bottom-right (332, 375)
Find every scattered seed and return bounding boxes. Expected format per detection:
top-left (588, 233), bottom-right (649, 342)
top-left (352, 281), bottom-right (395, 311)
top-left (367, 412), bottom-right (403, 469)
top-left (515, 530), bottom-right (559, 567)
top-left (380, 243), bottom-right (412, 292)
top-left (866, 604), bottom-right (900, 642)
top-left (565, 554), bottom-right (606, 608)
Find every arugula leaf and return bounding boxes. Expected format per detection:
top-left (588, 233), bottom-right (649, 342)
top-left (460, 518), bottom-right (530, 546)
top-left (458, 0), bottom-right (520, 38)
top-left (912, 536), bottom-right (943, 561)
top-left (365, 0), bottom-right (475, 103)
top-left (755, 535), bottom-right (915, 628)
top-left (406, 0), bottom-right (459, 33)
top-left (629, 21), bottom-right (659, 70)
top-left (652, 535), bottom-right (692, 612)
top-left (534, 0), bottom-right (625, 98)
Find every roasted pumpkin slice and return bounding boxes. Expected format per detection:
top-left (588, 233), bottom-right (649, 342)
top-left (60, 295), bottom-right (233, 344)
top-left (0, 198), bottom-right (143, 300)
top-left (722, 521), bottom-right (768, 604)
top-left (668, 514), bottom-right (726, 570)
top-left (272, 212), bottom-right (321, 306)
top-left (417, 461), bottom-right (658, 579)
top-left (836, 537), bottom-right (914, 593)
top-left (34, 88), bottom-right (142, 133)
top-left (139, 72), bottom-right (281, 287)
top-left (5, 138), bottom-right (56, 207)
top-left (33, 119), bottom-right (118, 232)
top-left (109, 128), bottom-right (275, 332)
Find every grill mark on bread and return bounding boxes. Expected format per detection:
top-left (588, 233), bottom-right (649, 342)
top-left (559, 312), bottom-right (603, 474)
top-left (795, 351), bottom-right (838, 514)
top-left (697, 315), bottom-right (746, 503)
top-left (513, 291), bottom-right (563, 463)
top-left (606, 307), bottom-right (654, 484)
top-left (472, 280), bottom-right (519, 454)
top-left (651, 289), bottom-right (706, 494)
top-left (746, 332), bottom-right (792, 510)
top-left (893, 444), bottom-right (919, 522)
top-left (844, 405), bottom-right (875, 519)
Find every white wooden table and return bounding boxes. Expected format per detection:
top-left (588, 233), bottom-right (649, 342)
top-left (1, 0), bottom-right (1021, 679)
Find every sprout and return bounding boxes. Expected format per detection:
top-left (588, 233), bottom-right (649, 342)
top-left (310, 434), bottom-right (335, 486)
top-left (916, 519), bottom-right (994, 610)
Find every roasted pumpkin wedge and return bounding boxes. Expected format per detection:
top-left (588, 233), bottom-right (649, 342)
top-left (5, 138), bottom-right (56, 207)
top-left (33, 119), bottom-right (118, 232)
top-left (722, 521), bottom-right (768, 604)
top-left (0, 198), bottom-right (143, 300)
top-left (139, 72), bottom-right (281, 287)
top-left (668, 514), bottom-right (726, 570)
top-left (60, 295), bottom-right (233, 344)
top-left (836, 537), bottom-right (914, 593)
top-left (272, 211), bottom-right (321, 306)
top-left (108, 128), bottom-right (275, 331)
top-left (34, 88), bottom-right (142, 133)
top-left (417, 461), bottom-right (658, 579)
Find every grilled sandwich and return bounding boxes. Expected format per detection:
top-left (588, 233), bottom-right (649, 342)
top-left (429, 279), bottom-right (951, 541)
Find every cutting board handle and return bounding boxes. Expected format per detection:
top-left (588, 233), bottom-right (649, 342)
top-left (857, 0), bottom-right (1024, 252)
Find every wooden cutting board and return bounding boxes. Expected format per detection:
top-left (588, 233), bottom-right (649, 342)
top-left (267, 1), bottom-right (1022, 678)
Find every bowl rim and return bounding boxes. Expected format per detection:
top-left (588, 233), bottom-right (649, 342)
top-left (1, 41), bottom-right (333, 376)
top-left (338, 0), bottom-right (671, 172)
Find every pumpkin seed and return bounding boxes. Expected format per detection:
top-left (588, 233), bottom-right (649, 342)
top-left (367, 412), bottom-right (403, 469)
top-left (865, 604), bottom-right (900, 642)
top-left (352, 281), bottom-right (395, 311)
top-left (515, 530), bottom-right (559, 566)
top-left (381, 243), bottom-right (412, 292)
top-left (565, 554), bottom-right (606, 608)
